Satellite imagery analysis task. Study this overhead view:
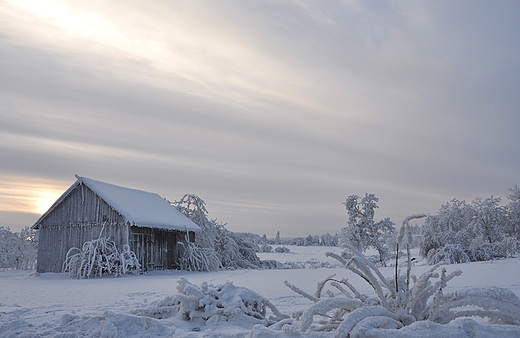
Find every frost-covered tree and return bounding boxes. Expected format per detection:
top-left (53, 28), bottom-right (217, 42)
top-left (173, 194), bottom-right (216, 249)
top-left (0, 226), bottom-right (37, 270)
top-left (470, 196), bottom-right (506, 245)
top-left (506, 184), bottom-right (520, 240)
top-left (339, 194), bottom-right (395, 263)
top-left (421, 190), bottom-right (519, 263)
top-left (214, 221), bottom-right (263, 269)
top-left (294, 236), bottom-right (304, 246)
top-left (172, 194), bottom-right (221, 270)
top-left (321, 232), bottom-right (337, 246)
top-left (173, 194), bottom-right (264, 270)
top-left (274, 231), bottom-right (281, 245)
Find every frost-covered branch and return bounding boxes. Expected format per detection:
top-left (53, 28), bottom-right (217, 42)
top-left (173, 194), bottom-right (265, 271)
top-left (298, 298), bottom-right (364, 332)
top-left (284, 280), bottom-right (318, 303)
top-left (62, 237), bottom-right (140, 278)
top-left (429, 287), bottom-right (520, 325)
top-left (177, 239), bottom-right (220, 272)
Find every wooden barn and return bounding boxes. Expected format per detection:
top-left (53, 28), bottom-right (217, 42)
top-left (32, 175), bottom-right (201, 273)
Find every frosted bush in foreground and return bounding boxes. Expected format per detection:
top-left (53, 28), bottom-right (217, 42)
top-left (248, 216), bottom-right (520, 337)
top-left (136, 277), bottom-right (288, 328)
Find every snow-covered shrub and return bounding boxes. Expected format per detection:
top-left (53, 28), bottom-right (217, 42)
top-left (466, 235), bottom-right (516, 262)
top-left (507, 184), bottom-right (520, 241)
top-left (173, 194), bottom-right (265, 270)
top-left (499, 236), bottom-right (520, 258)
top-left (0, 226), bottom-right (37, 270)
top-left (274, 255), bottom-right (520, 335)
top-left (177, 239), bottom-right (220, 272)
top-left (474, 236), bottom-right (519, 260)
top-left (63, 237), bottom-right (140, 278)
top-left (427, 243), bottom-right (470, 265)
top-left (421, 189), bottom-right (520, 263)
top-left (259, 244), bottom-right (272, 253)
top-left (172, 194), bottom-right (221, 267)
top-left (137, 277), bottom-right (288, 328)
top-left (274, 246), bottom-right (290, 253)
top-left (261, 259), bottom-right (284, 269)
top-left (118, 244), bottom-right (141, 275)
top-left (468, 238), bottom-right (497, 262)
top-left (218, 226), bottom-right (264, 269)
top-left (339, 194), bottom-right (395, 264)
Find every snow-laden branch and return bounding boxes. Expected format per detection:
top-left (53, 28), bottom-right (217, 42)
top-left (298, 298), bottom-right (364, 333)
top-left (136, 277), bottom-right (289, 328)
top-left (62, 237), bottom-right (140, 278)
top-left (284, 280), bottom-right (318, 303)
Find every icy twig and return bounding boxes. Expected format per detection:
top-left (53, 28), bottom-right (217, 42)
top-left (284, 280), bottom-right (318, 303)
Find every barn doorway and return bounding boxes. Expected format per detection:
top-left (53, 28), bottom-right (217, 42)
top-left (131, 228), bottom-right (182, 271)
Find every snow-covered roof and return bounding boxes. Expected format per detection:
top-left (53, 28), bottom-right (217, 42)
top-left (34, 175), bottom-right (201, 232)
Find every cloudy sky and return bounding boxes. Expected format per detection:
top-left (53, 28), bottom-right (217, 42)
top-left (1, 0), bottom-right (519, 236)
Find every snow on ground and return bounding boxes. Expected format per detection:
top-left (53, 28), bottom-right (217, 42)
top-left (257, 245), bottom-right (344, 266)
top-left (1, 246), bottom-right (520, 337)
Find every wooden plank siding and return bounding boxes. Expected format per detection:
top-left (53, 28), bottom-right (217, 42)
top-left (36, 183), bottom-right (130, 273)
top-left (36, 182), bottom-right (191, 273)
top-left (130, 227), bottom-right (186, 271)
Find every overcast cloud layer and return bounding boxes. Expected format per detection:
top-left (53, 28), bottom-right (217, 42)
top-left (1, 0), bottom-right (519, 236)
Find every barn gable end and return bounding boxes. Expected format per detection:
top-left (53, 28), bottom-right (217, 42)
top-left (32, 176), bottom-right (200, 273)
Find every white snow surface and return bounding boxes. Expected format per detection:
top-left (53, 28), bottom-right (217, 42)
top-left (75, 175), bottom-right (200, 232)
top-left (1, 246), bottom-right (520, 337)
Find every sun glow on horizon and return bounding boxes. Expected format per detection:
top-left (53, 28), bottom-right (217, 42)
top-left (34, 190), bottom-right (61, 215)
top-left (0, 176), bottom-right (66, 215)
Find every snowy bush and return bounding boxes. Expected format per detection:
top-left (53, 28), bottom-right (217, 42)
top-left (0, 226), bottom-right (37, 270)
top-left (261, 259), bottom-right (284, 269)
top-left (421, 188), bottom-right (520, 263)
top-left (259, 244), bottom-right (272, 253)
top-left (63, 237), bottom-right (140, 278)
top-left (427, 243), bottom-right (470, 265)
top-left (216, 224), bottom-right (264, 269)
top-left (137, 277), bottom-right (288, 328)
top-left (173, 194), bottom-right (265, 271)
top-left (499, 236), bottom-right (520, 258)
top-left (274, 246), bottom-right (290, 253)
top-left (177, 239), bottom-right (220, 272)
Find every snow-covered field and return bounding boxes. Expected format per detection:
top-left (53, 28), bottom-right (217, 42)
top-left (1, 246), bottom-right (520, 337)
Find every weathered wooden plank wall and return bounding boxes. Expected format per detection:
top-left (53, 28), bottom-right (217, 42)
top-left (36, 183), bottom-right (130, 272)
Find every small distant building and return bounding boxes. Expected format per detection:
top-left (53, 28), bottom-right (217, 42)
top-left (32, 175), bottom-right (200, 273)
